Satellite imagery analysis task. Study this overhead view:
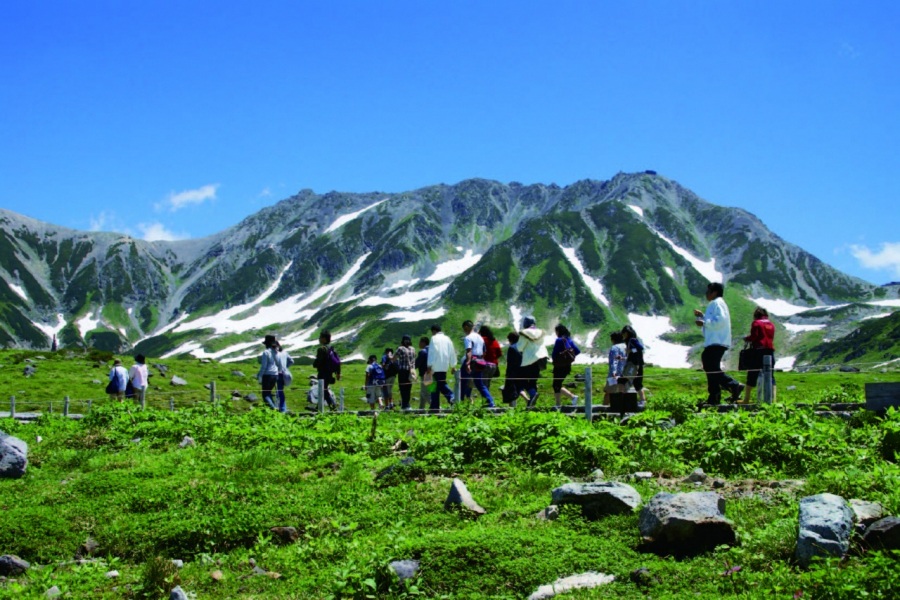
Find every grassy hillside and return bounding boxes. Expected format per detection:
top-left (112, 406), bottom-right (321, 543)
top-left (2, 358), bottom-right (900, 598)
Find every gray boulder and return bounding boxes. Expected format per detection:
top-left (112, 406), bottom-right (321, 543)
top-left (179, 436), bottom-right (195, 448)
top-left (389, 559), bottom-right (420, 581)
top-left (0, 554), bottom-right (29, 576)
top-left (45, 586), bottom-right (62, 599)
top-left (444, 478), bottom-right (485, 516)
top-left (170, 376), bottom-right (188, 386)
top-left (552, 482), bottom-right (641, 520)
top-left (850, 499), bottom-right (884, 535)
top-left (536, 505), bottom-right (559, 521)
top-left (796, 493), bottom-right (853, 568)
top-left (170, 586), bottom-right (189, 600)
top-left (639, 492), bottom-right (735, 555)
top-left (686, 468), bottom-right (707, 483)
top-left (0, 432), bottom-right (28, 478)
top-left (862, 516), bottom-right (900, 551)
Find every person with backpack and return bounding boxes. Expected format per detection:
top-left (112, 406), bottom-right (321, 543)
top-left (620, 325), bottom-right (646, 404)
top-left (365, 354), bottom-right (386, 409)
top-left (107, 358), bottom-right (128, 401)
top-left (501, 331), bottom-right (528, 406)
top-left (604, 331), bottom-right (627, 404)
top-left (313, 329), bottom-right (341, 401)
top-left (395, 335), bottom-right (417, 410)
top-left (128, 354), bottom-right (149, 402)
top-left (461, 320), bottom-right (496, 408)
top-left (257, 334), bottom-right (280, 410)
top-left (551, 324), bottom-right (580, 408)
top-left (381, 347), bottom-right (399, 410)
top-left (518, 316), bottom-right (549, 407)
top-left (275, 342), bottom-right (294, 413)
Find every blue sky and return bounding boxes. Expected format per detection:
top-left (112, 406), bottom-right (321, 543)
top-left (2, 1), bottom-right (898, 284)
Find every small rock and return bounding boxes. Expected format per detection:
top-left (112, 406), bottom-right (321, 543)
top-left (231, 391), bottom-right (243, 399)
top-left (92, 379), bottom-right (102, 385)
top-left (231, 370), bottom-right (246, 377)
top-left (179, 436), bottom-right (195, 448)
top-left (270, 526), bottom-right (299, 544)
top-left (170, 586), bottom-right (189, 600)
top-left (252, 565), bottom-right (267, 576)
top-left (204, 383), bottom-right (212, 390)
top-left (862, 516), bottom-right (900, 551)
top-left (631, 471), bottom-right (654, 481)
top-left (45, 586), bottom-right (62, 599)
top-left (131, 438), bottom-right (141, 444)
top-left (390, 559), bottom-right (420, 581)
top-left (444, 478), bottom-right (486, 516)
top-left (105, 570), bottom-right (119, 578)
top-left (796, 493), bottom-right (853, 568)
top-left (849, 499), bottom-right (884, 529)
top-left (588, 469), bottom-right (605, 482)
top-left (76, 537), bottom-right (100, 559)
top-left (536, 505), bottom-right (559, 521)
top-left (0, 554), bottom-right (29, 576)
top-left (712, 479), bottom-right (726, 489)
top-left (528, 572), bottom-right (615, 600)
top-left (787, 385), bottom-right (797, 391)
top-left (211, 569), bottom-right (224, 581)
top-left (171, 559), bottom-right (184, 569)
top-left (35, 436), bottom-right (42, 444)
top-left (686, 468), bottom-right (707, 483)
top-left (170, 375), bottom-right (188, 386)
top-left (245, 393), bottom-right (259, 403)
top-left (630, 567), bottom-right (655, 587)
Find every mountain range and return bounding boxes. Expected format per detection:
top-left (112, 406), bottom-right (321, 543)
top-left (1, 172), bottom-right (898, 370)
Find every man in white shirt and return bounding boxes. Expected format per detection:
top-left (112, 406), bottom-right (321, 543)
top-left (694, 282), bottom-right (743, 405)
top-left (461, 320), bottom-right (495, 407)
top-left (426, 323), bottom-right (457, 409)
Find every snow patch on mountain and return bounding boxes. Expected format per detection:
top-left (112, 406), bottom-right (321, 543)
top-left (664, 267), bottom-right (675, 279)
top-left (628, 205), bottom-right (644, 218)
top-left (32, 313), bottom-right (66, 340)
top-left (324, 199), bottom-right (387, 233)
top-left (77, 311), bottom-right (101, 337)
top-left (173, 255), bottom-right (369, 337)
top-left (426, 250), bottom-right (483, 281)
top-left (862, 313), bottom-right (893, 321)
top-left (748, 297), bottom-right (819, 316)
top-left (359, 283), bottom-right (450, 309)
top-left (775, 356), bottom-right (796, 370)
top-left (784, 323), bottom-right (827, 334)
top-left (384, 308), bottom-right (447, 322)
top-left (510, 305), bottom-right (523, 330)
top-left (868, 299), bottom-right (900, 308)
top-left (653, 232), bottom-right (722, 283)
top-left (626, 313), bottom-right (692, 369)
top-left (8, 282), bottom-right (27, 301)
top-left (559, 245), bottom-right (610, 306)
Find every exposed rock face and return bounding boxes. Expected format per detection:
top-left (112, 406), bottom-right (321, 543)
top-left (389, 559), bottom-right (420, 581)
top-left (639, 492), bottom-right (735, 555)
top-left (444, 478), bottom-right (485, 516)
top-left (850, 499), bottom-right (884, 535)
top-left (0, 432), bottom-right (28, 478)
top-left (796, 493), bottom-right (853, 568)
top-left (528, 572), bottom-right (615, 600)
top-left (862, 516), bottom-right (900, 551)
top-left (0, 554), bottom-right (29, 576)
top-left (551, 482), bottom-right (642, 520)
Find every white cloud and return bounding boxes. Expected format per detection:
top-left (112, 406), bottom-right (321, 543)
top-left (157, 184), bottom-right (219, 212)
top-left (138, 222), bottom-right (189, 242)
top-left (89, 210), bottom-right (113, 231)
top-left (850, 242), bottom-right (900, 278)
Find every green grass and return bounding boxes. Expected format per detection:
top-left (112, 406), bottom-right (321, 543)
top-left (2, 350), bottom-right (900, 598)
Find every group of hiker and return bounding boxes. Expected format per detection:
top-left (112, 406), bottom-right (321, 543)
top-left (106, 281), bottom-right (777, 411)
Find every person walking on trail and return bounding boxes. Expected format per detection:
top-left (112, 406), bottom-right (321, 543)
top-left (426, 323), bottom-right (457, 410)
top-left (604, 331), bottom-right (626, 405)
top-left (694, 282), bottom-right (743, 405)
top-left (461, 320), bottom-right (496, 408)
top-left (128, 354), bottom-right (149, 400)
top-left (257, 334), bottom-right (280, 410)
top-left (108, 358), bottom-right (128, 401)
top-left (395, 335), bottom-right (417, 410)
top-left (313, 330), bottom-right (341, 403)
top-left (742, 306), bottom-right (776, 403)
top-left (502, 331), bottom-right (529, 406)
top-left (620, 325), bottom-right (647, 404)
top-left (381, 347), bottom-right (398, 410)
top-left (275, 342), bottom-right (295, 413)
top-left (480, 325), bottom-right (503, 393)
top-left (365, 355), bottom-right (386, 409)
top-left (518, 316), bottom-right (549, 407)
top-left (551, 324), bottom-right (580, 408)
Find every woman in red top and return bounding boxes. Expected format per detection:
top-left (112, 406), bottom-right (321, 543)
top-left (479, 325), bottom-right (503, 394)
top-left (743, 306), bottom-right (776, 403)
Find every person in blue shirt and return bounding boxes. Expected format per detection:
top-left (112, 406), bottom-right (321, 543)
top-left (551, 324), bottom-right (580, 407)
top-left (694, 282), bottom-right (744, 405)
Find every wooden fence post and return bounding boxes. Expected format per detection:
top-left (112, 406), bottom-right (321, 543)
top-left (64, 396), bottom-right (70, 417)
top-left (169, 397), bottom-right (175, 412)
top-left (10, 396), bottom-right (15, 419)
top-left (762, 355), bottom-right (774, 404)
top-left (140, 387), bottom-right (146, 411)
top-left (209, 381), bottom-right (216, 404)
top-left (584, 367), bottom-right (593, 423)
top-left (339, 387), bottom-right (345, 412)
top-left (419, 380), bottom-right (427, 409)
top-left (317, 379), bottom-right (325, 414)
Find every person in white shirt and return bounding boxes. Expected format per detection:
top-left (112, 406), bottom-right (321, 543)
top-left (108, 359), bottom-right (128, 401)
top-left (426, 323), bottom-right (457, 409)
top-left (460, 320), bottom-right (495, 407)
top-left (694, 282), bottom-right (743, 405)
top-left (128, 354), bottom-right (149, 400)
